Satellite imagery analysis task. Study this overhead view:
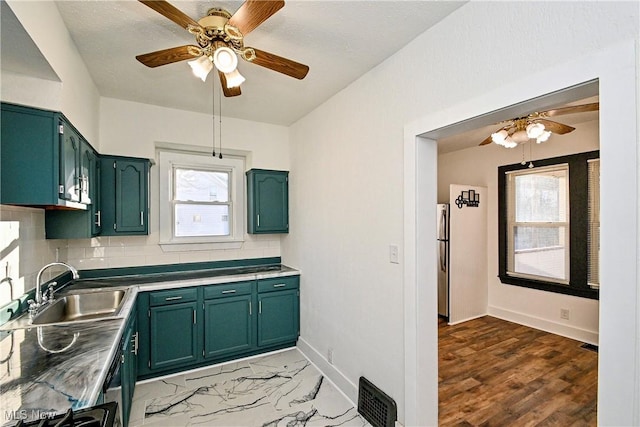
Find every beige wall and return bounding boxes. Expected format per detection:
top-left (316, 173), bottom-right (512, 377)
top-left (438, 119), bottom-right (600, 343)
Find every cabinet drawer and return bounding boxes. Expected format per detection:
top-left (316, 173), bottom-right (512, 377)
top-left (149, 288), bottom-right (198, 306)
top-left (257, 276), bottom-right (299, 293)
top-left (204, 281), bottom-right (253, 299)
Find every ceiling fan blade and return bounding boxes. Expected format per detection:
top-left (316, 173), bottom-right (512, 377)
top-left (228, 0), bottom-right (284, 36)
top-left (539, 102), bottom-right (599, 118)
top-left (534, 118), bottom-right (575, 135)
top-left (479, 134), bottom-right (494, 146)
top-left (248, 48), bottom-right (309, 79)
top-left (218, 71), bottom-right (242, 97)
top-left (136, 45), bottom-right (201, 68)
top-left (139, 0), bottom-right (203, 33)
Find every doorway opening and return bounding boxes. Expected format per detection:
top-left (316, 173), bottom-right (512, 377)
top-left (433, 83), bottom-right (600, 425)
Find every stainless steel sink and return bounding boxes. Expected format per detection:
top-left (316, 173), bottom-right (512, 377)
top-left (31, 289), bottom-right (127, 325)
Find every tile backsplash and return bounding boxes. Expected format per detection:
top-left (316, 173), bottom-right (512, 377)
top-left (0, 205), bottom-right (59, 306)
top-left (0, 204), bottom-right (281, 306)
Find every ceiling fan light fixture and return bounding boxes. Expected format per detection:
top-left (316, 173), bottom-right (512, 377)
top-left (536, 130), bottom-right (552, 144)
top-left (491, 129), bottom-right (509, 145)
top-left (503, 137), bottom-right (518, 149)
top-left (224, 69), bottom-right (246, 88)
top-left (511, 129), bottom-right (530, 144)
top-left (526, 122), bottom-right (546, 139)
top-left (188, 55), bottom-right (213, 82)
top-left (213, 46), bottom-right (238, 74)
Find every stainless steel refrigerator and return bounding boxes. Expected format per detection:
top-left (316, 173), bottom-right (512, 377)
top-left (437, 203), bottom-right (450, 318)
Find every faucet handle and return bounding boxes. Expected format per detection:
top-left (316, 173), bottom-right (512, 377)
top-left (47, 283), bottom-right (56, 302)
top-left (27, 299), bottom-right (39, 318)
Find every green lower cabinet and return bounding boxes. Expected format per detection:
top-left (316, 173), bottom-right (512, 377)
top-left (149, 302), bottom-right (198, 370)
top-left (120, 311), bottom-right (137, 427)
top-left (204, 294), bottom-right (254, 358)
top-left (258, 289), bottom-right (300, 347)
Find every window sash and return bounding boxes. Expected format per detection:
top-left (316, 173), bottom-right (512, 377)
top-left (506, 164), bottom-right (570, 284)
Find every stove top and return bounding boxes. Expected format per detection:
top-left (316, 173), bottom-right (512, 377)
top-left (13, 403), bottom-right (117, 427)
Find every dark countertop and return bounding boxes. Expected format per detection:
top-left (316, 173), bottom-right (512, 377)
top-left (0, 320), bottom-right (122, 425)
top-left (0, 263), bottom-right (300, 425)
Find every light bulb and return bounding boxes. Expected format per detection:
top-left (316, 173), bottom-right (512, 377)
top-left (187, 56), bottom-right (213, 82)
top-left (526, 122), bottom-right (545, 139)
top-left (491, 129), bottom-right (508, 145)
top-left (503, 137), bottom-right (518, 149)
top-left (213, 46), bottom-right (238, 74)
top-left (536, 130), bottom-right (552, 144)
top-left (224, 69), bottom-right (245, 88)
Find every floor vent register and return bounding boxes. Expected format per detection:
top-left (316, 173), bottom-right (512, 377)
top-left (357, 376), bottom-right (397, 427)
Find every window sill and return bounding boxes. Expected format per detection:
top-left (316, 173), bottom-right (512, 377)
top-left (499, 274), bottom-right (599, 300)
top-left (160, 240), bottom-right (243, 252)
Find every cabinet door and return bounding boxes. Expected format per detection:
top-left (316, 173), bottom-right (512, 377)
top-left (149, 302), bottom-right (198, 370)
top-left (121, 321), bottom-right (134, 427)
top-left (247, 170), bottom-right (289, 234)
top-left (204, 295), bottom-right (254, 359)
top-left (59, 121), bottom-right (81, 202)
top-left (115, 160), bottom-right (148, 233)
top-left (257, 289), bottom-right (299, 347)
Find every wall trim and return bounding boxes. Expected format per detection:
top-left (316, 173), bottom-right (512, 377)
top-left (296, 338), bottom-right (358, 406)
top-left (447, 313), bottom-right (487, 327)
top-left (488, 307), bottom-right (599, 345)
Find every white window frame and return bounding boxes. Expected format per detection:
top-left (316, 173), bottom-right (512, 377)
top-left (506, 164), bottom-right (570, 284)
top-left (158, 149), bottom-right (245, 251)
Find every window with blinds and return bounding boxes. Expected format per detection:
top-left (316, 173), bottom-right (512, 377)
top-left (587, 159), bottom-right (600, 288)
top-left (506, 165), bottom-right (570, 284)
top-left (498, 150), bottom-right (599, 300)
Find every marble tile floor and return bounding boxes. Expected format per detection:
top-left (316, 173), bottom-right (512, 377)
top-left (129, 348), bottom-right (371, 426)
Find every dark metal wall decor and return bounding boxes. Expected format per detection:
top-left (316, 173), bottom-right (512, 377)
top-left (455, 189), bottom-right (480, 209)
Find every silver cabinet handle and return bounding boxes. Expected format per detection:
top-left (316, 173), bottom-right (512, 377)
top-left (257, 214), bottom-right (260, 227)
top-left (193, 310), bottom-right (197, 324)
top-left (249, 301), bottom-right (252, 315)
top-left (140, 211), bottom-right (144, 226)
top-left (222, 289), bottom-right (236, 294)
top-left (165, 296), bottom-right (182, 301)
top-left (273, 284), bottom-right (286, 288)
top-left (95, 211), bottom-right (101, 227)
top-left (131, 332), bottom-right (138, 355)
top-left (259, 300), bottom-right (262, 314)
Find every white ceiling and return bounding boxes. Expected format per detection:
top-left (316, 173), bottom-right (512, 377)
top-left (1, 1), bottom-right (467, 126)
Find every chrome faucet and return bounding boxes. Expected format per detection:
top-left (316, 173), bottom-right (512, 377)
top-left (30, 262), bottom-right (80, 316)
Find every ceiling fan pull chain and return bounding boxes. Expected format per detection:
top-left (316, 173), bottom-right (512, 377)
top-left (219, 85), bottom-right (223, 159)
top-left (212, 74), bottom-right (216, 157)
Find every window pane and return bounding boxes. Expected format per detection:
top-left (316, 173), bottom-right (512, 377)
top-left (175, 169), bottom-right (229, 202)
top-left (514, 168), bottom-right (567, 222)
top-left (510, 226), bottom-right (568, 281)
top-left (174, 204), bottom-right (229, 237)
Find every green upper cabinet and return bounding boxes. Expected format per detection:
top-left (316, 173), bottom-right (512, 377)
top-left (0, 102), bottom-right (91, 208)
top-left (45, 140), bottom-right (102, 239)
top-left (100, 156), bottom-right (150, 235)
top-left (246, 169), bottom-right (289, 234)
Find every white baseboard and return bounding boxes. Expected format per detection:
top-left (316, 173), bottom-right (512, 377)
top-left (448, 312), bottom-right (487, 326)
top-left (296, 337), bottom-right (359, 406)
top-left (488, 306), bottom-right (599, 345)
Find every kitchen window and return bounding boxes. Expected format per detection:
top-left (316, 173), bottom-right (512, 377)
top-left (158, 149), bottom-right (245, 249)
top-left (498, 150), bottom-right (599, 299)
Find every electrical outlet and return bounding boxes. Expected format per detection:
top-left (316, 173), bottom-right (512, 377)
top-left (560, 308), bottom-right (570, 320)
top-left (389, 245), bottom-right (399, 264)
top-left (327, 348), bottom-right (334, 365)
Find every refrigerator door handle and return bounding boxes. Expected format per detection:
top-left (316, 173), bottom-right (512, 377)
top-left (438, 208), bottom-right (447, 241)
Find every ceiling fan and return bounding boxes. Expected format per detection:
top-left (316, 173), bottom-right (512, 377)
top-left (135, 0), bottom-right (309, 97)
top-left (479, 102), bottom-right (599, 148)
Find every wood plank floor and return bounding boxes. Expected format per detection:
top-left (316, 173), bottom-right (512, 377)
top-left (438, 316), bottom-right (598, 426)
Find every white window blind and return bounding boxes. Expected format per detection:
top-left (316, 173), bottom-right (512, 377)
top-left (587, 159), bottom-right (600, 288)
top-left (506, 164), bottom-right (570, 283)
